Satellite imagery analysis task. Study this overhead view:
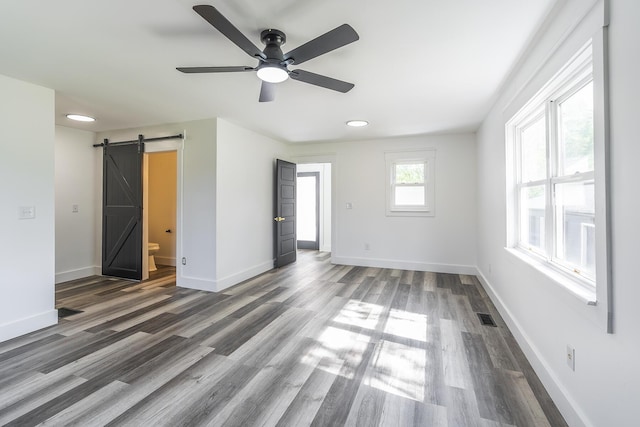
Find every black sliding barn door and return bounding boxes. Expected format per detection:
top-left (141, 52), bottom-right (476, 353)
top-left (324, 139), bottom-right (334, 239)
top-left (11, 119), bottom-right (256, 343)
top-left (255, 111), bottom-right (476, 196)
top-left (274, 159), bottom-right (296, 268)
top-left (102, 143), bottom-right (143, 280)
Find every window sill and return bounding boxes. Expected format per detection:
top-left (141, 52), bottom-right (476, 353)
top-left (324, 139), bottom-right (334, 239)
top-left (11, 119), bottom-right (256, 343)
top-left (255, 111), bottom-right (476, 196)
top-left (504, 247), bottom-right (597, 305)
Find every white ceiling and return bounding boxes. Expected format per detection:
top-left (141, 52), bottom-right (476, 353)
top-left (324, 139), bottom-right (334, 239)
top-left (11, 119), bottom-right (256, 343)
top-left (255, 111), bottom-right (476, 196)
top-left (0, 0), bottom-right (556, 143)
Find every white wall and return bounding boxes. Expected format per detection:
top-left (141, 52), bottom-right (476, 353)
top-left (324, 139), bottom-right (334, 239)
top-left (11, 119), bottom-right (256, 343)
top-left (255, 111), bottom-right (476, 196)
top-left (215, 118), bottom-right (289, 290)
top-left (475, 1), bottom-right (640, 426)
top-left (55, 125), bottom-right (98, 282)
top-left (148, 151), bottom-right (177, 266)
top-left (0, 75), bottom-right (57, 342)
top-left (290, 133), bottom-right (477, 273)
top-left (97, 119), bottom-right (217, 290)
top-left (297, 163), bottom-right (332, 252)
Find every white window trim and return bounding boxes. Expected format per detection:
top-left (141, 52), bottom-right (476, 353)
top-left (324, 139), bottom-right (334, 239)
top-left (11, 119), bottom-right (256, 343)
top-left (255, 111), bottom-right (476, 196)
top-left (385, 150), bottom-right (435, 217)
top-left (506, 38), bottom-right (609, 308)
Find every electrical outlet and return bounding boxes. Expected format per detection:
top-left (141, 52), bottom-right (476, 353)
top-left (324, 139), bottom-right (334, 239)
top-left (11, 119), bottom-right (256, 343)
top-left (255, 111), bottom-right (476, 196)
top-left (18, 206), bottom-right (35, 219)
top-left (364, 243), bottom-right (370, 251)
top-left (566, 345), bottom-right (575, 371)
top-left (72, 204), bottom-right (79, 213)
top-left (182, 257), bottom-right (187, 265)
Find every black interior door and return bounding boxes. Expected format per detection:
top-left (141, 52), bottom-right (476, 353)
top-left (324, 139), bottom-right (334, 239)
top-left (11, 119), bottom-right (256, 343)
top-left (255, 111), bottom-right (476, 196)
top-left (102, 142), bottom-right (143, 280)
top-left (274, 159), bottom-right (296, 268)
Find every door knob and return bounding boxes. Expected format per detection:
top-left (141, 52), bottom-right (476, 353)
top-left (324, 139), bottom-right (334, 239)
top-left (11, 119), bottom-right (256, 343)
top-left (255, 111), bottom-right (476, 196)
top-left (274, 216), bottom-right (285, 222)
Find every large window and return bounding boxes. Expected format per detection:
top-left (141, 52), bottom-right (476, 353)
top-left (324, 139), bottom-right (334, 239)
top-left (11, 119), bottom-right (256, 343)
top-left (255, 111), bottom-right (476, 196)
top-left (385, 150), bottom-right (435, 217)
top-left (507, 42), bottom-right (600, 295)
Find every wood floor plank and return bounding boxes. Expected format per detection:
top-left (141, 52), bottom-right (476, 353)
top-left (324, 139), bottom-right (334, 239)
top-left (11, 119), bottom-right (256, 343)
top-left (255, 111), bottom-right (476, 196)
top-left (207, 339), bottom-right (318, 426)
top-left (42, 343), bottom-right (213, 426)
top-left (440, 318), bottom-right (474, 389)
top-left (0, 331), bottom-right (98, 378)
top-left (497, 369), bottom-right (552, 427)
top-left (446, 386), bottom-right (483, 427)
top-left (0, 334), bottom-right (65, 363)
top-left (104, 353), bottom-right (242, 426)
top-left (275, 368), bottom-right (337, 427)
top-left (461, 331), bottom-right (514, 425)
top-left (227, 307), bottom-right (315, 368)
top-left (0, 374), bottom-right (87, 425)
top-left (379, 393), bottom-right (448, 427)
top-left (35, 380), bottom-right (130, 427)
top-left (343, 382), bottom-right (386, 427)
top-left (310, 342), bottom-right (378, 427)
top-left (0, 255), bottom-right (568, 426)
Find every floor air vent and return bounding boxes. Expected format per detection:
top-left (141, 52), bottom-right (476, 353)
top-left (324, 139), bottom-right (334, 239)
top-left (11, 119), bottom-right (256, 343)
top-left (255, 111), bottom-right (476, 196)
top-left (58, 307), bottom-right (83, 318)
top-left (477, 313), bottom-right (497, 327)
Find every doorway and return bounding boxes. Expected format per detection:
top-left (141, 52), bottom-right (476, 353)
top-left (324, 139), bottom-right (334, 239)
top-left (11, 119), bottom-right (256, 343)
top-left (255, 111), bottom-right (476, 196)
top-left (296, 172), bottom-right (319, 250)
top-left (296, 163), bottom-right (331, 252)
top-left (143, 151), bottom-right (177, 279)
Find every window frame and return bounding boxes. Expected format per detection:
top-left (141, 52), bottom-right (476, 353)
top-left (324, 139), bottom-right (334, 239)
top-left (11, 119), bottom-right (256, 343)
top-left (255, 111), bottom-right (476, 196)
top-left (385, 150), bottom-right (435, 217)
top-left (507, 41), bottom-right (600, 298)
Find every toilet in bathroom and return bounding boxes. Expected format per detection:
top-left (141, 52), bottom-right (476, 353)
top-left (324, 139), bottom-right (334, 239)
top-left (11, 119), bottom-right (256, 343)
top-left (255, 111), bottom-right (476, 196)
top-left (148, 242), bottom-right (160, 272)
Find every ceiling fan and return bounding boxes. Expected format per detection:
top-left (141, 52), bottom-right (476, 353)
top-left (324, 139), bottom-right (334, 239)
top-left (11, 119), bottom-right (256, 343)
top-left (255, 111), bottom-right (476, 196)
top-left (177, 5), bottom-right (359, 102)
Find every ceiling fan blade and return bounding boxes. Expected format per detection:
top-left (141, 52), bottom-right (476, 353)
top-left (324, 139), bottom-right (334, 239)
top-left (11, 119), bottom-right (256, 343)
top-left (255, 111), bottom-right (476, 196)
top-left (193, 5), bottom-right (265, 59)
top-left (259, 82), bottom-right (276, 102)
top-left (284, 24), bottom-right (359, 66)
top-left (177, 66), bottom-right (254, 73)
top-left (289, 69), bottom-right (354, 93)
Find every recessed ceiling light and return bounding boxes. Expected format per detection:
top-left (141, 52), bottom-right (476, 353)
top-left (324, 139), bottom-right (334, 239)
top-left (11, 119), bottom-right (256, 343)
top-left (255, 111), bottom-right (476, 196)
top-left (66, 114), bottom-right (95, 122)
top-left (346, 120), bottom-right (368, 127)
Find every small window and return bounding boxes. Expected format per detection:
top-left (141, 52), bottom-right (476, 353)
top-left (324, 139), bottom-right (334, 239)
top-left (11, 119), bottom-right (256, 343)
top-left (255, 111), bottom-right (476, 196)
top-left (385, 150), bottom-right (435, 217)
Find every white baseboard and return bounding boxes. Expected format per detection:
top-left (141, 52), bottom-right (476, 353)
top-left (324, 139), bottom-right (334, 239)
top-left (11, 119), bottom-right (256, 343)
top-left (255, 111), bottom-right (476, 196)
top-left (0, 309), bottom-right (58, 343)
top-left (55, 266), bottom-right (100, 284)
top-left (214, 261), bottom-right (273, 292)
top-left (177, 260), bottom-right (273, 293)
top-left (332, 256), bottom-right (477, 275)
top-left (155, 256), bottom-right (176, 267)
top-left (475, 268), bottom-right (590, 427)
top-left (177, 275), bottom-right (217, 292)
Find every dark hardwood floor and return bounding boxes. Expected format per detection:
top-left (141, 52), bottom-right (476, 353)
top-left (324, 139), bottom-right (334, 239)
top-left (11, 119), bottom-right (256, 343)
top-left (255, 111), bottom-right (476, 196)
top-left (0, 252), bottom-right (567, 426)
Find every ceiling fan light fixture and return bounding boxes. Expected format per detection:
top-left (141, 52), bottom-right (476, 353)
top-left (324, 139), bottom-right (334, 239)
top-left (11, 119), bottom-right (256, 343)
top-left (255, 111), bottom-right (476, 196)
top-left (66, 114), bottom-right (95, 122)
top-left (346, 120), bottom-right (368, 127)
top-left (256, 65), bottom-right (289, 83)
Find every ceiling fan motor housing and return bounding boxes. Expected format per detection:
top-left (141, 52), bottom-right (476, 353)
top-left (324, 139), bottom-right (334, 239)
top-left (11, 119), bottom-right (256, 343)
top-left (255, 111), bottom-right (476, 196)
top-left (260, 29), bottom-right (286, 62)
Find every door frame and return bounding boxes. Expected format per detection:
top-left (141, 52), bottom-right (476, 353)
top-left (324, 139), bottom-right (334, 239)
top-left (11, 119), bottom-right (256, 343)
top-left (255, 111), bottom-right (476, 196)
top-left (291, 154), bottom-right (335, 257)
top-left (142, 139), bottom-right (184, 280)
top-left (296, 171), bottom-right (320, 250)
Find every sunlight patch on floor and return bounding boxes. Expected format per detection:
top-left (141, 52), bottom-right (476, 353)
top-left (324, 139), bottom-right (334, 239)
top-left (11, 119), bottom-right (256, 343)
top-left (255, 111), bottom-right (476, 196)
top-left (384, 308), bottom-right (427, 343)
top-left (332, 300), bottom-right (384, 331)
top-left (302, 298), bottom-right (428, 402)
top-left (365, 339), bottom-right (426, 402)
top-left (301, 326), bottom-right (371, 379)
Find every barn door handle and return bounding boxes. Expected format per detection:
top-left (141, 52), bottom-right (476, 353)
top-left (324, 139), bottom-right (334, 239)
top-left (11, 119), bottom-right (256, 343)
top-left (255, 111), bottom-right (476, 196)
top-left (274, 217), bottom-right (285, 222)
